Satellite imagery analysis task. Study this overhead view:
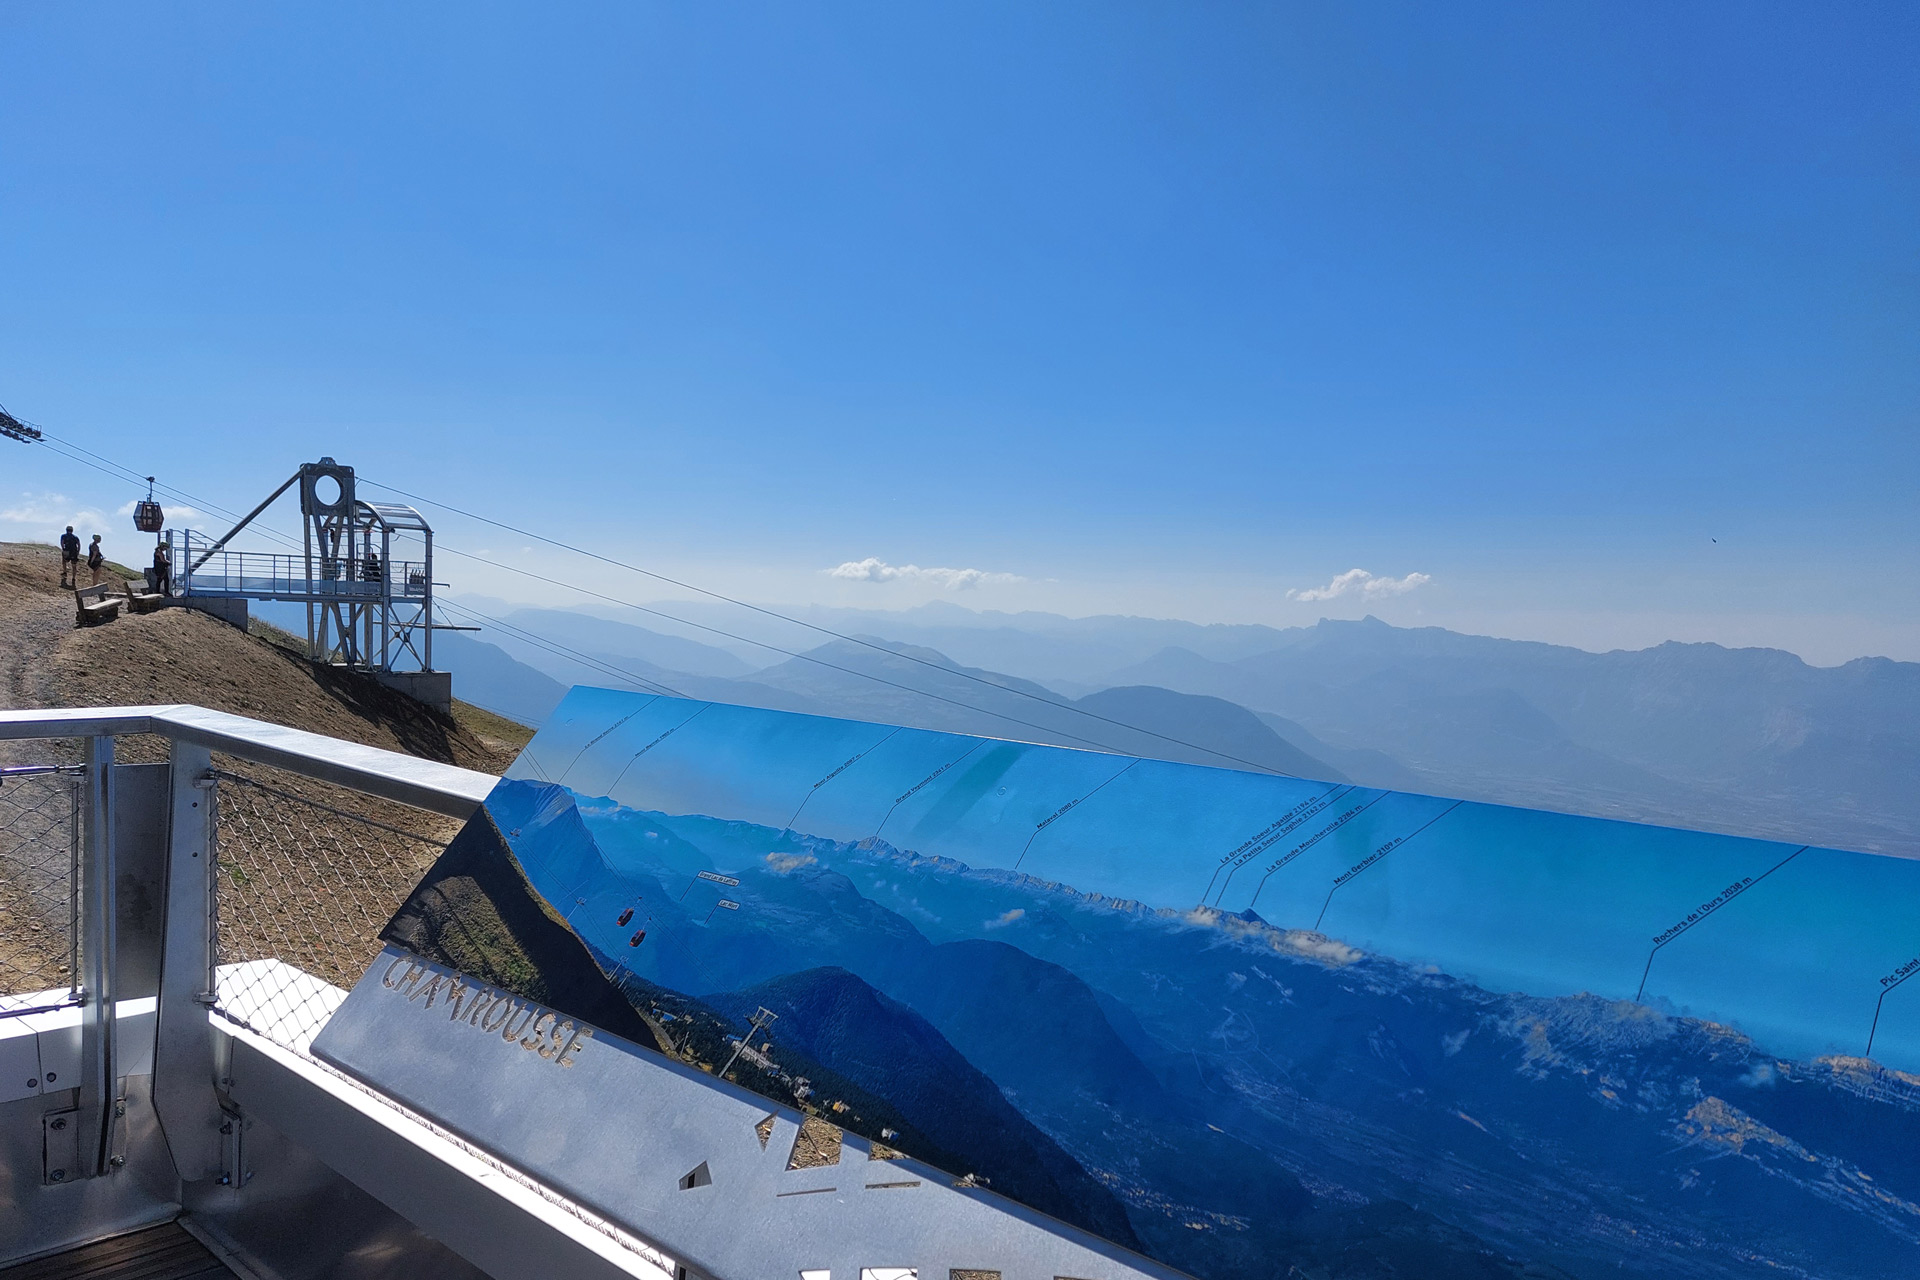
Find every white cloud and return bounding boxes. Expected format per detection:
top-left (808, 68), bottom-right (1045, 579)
top-left (1287, 568), bottom-right (1432, 603)
top-left (984, 908), bottom-right (1025, 929)
top-left (0, 491), bottom-right (114, 543)
top-left (827, 557), bottom-right (1024, 590)
top-left (765, 851), bottom-right (816, 874)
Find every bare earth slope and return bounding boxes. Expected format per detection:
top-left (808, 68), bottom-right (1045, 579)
top-left (1, 540), bottom-right (526, 771)
top-left (2, 540), bottom-right (533, 992)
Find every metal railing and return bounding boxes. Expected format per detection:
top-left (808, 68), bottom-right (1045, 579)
top-left (0, 764), bottom-right (84, 1017)
top-left (0, 706), bottom-right (716, 1280)
top-left (0, 705), bottom-right (493, 1189)
top-left (179, 547), bottom-right (428, 601)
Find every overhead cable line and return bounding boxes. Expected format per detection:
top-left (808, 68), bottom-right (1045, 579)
top-left (16, 421), bottom-right (1295, 776)
top-left (448, 691), bottom-right (547, 728)
top-left (434, 599), bottom-right (689, 699)
top-left (25, 427), bottom-right (308, 552)
top-left (431, 540), bottom-right (1194, 762)
top-left (40, 434), bottom-right (304, 549)
top-left (366, 480), bottom-right (1299, 777)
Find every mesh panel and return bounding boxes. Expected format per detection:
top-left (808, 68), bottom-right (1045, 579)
top-left (0, 767), bottom-right (83, 1016)
top-left (209, 766), bottom-right (454, 1053)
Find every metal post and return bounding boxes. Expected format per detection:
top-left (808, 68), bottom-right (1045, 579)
top-left (77, 735), bottom-right (117, 1178)
top-left (719, 1007), bottom-right (777, 1080)
top-left (151, 740), bottom-right (223, 1182)
top-left (304, 471), bottom-right (317, 661)
top-left (422, 528), bottom-right (434, 672)
top-left (380, 527), bottom-right (392, 671)
top-left (67, 773), bottom-right (81, 1003)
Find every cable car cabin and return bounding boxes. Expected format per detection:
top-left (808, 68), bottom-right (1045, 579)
top-left (132, 499), bottom-right (164, 533)
top-left (629, 930), bottom-right (646, 947)
top-left (617, 908), bottom-right (634, 926)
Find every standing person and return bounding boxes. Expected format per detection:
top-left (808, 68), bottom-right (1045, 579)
top-left (86, 535), bottom-right (105, 585)
top-left (152, 541), bottom-right (172, 597)
top-left (58, 526), bottom-right (80, 588)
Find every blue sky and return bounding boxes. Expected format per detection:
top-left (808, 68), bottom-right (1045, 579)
top-left (2, 2), bottom-right (1915, 663)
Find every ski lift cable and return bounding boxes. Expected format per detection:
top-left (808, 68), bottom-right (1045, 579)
top-left (434, 599), bottom-right (689, 699)
top-left (27, 424), bottom-right (344, 557)
top-left (31, 426), bottom-right (245, 518)
top-left (436, 601), bottom-right (687, 699)
top-left (433, 541), bottom-right (1139, 756)
top-left (437, 601), bottom-right (688, 698)
top-left (371, 481), bottom-right (1300, 777)
top-left (18, 426), bottom-right (680, 703)
top-left (30, 435), bottom-right (303, 547)
top-left (430, 540), bottom-right (1257, 766)
top-left (28, 430), bottom-right (309, 552)
top-left (15, 418), bottom-right (1295, 777)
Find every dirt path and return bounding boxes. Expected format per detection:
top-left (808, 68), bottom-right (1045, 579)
top-left (0, 545), bottom-right (71, 704)
top-left (0, 544), bottom-right (82, 767)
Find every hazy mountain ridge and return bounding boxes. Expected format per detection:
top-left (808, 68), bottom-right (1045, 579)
top-left (1108, 618), bottom-right (1920, 853)
top-left (438, 602), bottom-right (1919, 854)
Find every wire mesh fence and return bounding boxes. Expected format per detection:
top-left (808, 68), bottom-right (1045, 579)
top-left (0, 765), bottom-right (83, 1017)
top-left (208, 766), bottom-right (453, 1053)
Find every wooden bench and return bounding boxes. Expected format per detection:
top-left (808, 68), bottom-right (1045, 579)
top-left (123, 579), bottom-right (168, 614)
top-left (73, 582), bottom-right (122, 627)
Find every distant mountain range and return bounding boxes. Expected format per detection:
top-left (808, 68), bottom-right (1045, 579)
top-left (428, 598), bottom-right (1920, 856)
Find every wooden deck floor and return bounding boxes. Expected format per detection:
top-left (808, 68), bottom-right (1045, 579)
top-left (0, 1223), bottom-right (238, 1280)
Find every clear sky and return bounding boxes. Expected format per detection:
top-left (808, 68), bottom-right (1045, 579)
top-left (2, 2), bottom-right (1915, 664)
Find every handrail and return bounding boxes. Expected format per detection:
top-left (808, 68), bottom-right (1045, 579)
top-left (0, 706), bottom-right (495, 818)
top-left (185, 549), bottom-right (429, 595)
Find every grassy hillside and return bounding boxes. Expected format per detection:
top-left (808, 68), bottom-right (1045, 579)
top-left (1, 538), bottom-right (534, 994)
top-left (1, 539), bottom-right (530, 770)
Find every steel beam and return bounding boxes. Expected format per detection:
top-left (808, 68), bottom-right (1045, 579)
top-left (151, 740), bottom-right (222, 1183)
top-left (77, 736), bottom-right (117, 1178)
top-left (0, 706), bottom-right (495, 818)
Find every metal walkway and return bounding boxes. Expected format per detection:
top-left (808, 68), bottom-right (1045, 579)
top-left (0, 1223), bottom-right (237, 1280)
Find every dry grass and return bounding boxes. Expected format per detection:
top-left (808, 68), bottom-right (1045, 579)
top-left (2, 539), bottom-right (525, 772)
top-left (786, 1115), bottom-right (845, 1169)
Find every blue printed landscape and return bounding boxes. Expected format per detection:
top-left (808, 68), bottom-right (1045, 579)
top-left (382, 686), bottom-right (1920, 1279)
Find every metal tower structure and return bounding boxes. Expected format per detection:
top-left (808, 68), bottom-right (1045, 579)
top-left (294, 459), bottom-right (436, 675)
top-left (172, 458), bottom-right (450, 708)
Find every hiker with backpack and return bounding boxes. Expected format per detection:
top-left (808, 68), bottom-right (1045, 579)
top-left (59, 526), bottom-right (80, 587)
top-left (86, 535), bottom-right (106, 585)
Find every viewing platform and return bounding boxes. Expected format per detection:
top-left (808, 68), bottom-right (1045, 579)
top-left (179, 550), bottom-right (428, 604)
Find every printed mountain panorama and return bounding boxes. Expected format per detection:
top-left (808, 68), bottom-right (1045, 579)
top-left (378, 687), bottom-right (1920, 1280)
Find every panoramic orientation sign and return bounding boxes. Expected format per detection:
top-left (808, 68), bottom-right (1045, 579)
top-left (362, 686), bottom-right (1920, 1280)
